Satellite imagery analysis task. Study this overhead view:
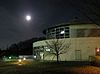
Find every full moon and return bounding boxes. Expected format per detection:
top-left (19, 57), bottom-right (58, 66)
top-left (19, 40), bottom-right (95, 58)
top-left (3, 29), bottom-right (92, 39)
top-left (26, 15), bottom-right (31, 21)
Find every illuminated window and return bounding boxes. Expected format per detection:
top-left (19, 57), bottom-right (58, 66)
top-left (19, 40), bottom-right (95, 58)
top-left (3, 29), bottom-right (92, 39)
top-left (60, 30), bottom-right (65, 34)
top-left (44, 46), bottom-right (50, 51)
top-left (46, 49), bottom-right (50, 51)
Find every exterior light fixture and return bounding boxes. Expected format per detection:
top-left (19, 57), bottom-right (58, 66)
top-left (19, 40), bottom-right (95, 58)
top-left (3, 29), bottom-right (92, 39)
top-left (97, 48), bottom-right (100, 52)
top-left (23, 58), bottom-right (26, 60)
top-left (18, 59), bottom-right (22, 62)
top-left (9, 57), bottom-right (11, 59)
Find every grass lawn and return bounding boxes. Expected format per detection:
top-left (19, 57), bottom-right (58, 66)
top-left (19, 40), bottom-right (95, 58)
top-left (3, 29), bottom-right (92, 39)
top-left (0, 61), bottom-right (100, 74)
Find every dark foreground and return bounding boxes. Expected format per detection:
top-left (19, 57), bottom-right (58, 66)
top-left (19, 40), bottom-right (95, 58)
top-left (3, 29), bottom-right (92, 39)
top-left (0, 61), bottom-right (100, 74)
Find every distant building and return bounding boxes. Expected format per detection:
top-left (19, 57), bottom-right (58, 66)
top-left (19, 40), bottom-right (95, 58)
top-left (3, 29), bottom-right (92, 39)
top-left (33, 23), bottom-right (100, 61)
top-left (19, 55), bottom-right (33, 61)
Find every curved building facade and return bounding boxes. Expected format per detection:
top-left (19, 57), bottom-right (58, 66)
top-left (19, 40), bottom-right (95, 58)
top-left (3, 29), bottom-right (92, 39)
top-left (33, 23), bottom-right (100, 61)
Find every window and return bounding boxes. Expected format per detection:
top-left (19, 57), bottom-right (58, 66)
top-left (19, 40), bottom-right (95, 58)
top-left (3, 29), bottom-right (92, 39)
top-left (46, 26), bottom-right (69, 39)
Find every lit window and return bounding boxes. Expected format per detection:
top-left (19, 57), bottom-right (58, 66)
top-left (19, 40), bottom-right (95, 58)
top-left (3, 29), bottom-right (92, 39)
top-left (46, 49), bottom-right (50, 51)
top-left (60, 30), bottom-right (65, 34)
top-left (45, 46), bottom-right (50, 51)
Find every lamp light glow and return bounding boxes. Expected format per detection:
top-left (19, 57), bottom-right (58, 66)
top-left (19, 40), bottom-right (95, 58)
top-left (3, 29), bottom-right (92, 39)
top-left (97, 48), bottom-right (100, 52)
top-left (9, 57), bottom-right (11, 59)
top-left (34, 56), bottom-right (36, 58)
top-left (18, 59), bottom-right (22, 62)
top-left (23, 58), bottom-right (26, 60)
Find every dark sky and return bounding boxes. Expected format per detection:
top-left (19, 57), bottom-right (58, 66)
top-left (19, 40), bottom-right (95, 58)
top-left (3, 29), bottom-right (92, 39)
top-left (0, 0), bottom-right (100, 49)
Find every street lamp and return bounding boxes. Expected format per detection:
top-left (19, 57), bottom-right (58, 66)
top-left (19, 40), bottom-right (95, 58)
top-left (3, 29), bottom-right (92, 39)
top-left (18, 59), bottom-right (22, 62)
top-left (23, 57), bottom-right (26, 60)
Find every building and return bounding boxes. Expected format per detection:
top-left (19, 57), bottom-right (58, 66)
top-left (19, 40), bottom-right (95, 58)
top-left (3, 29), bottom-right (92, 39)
top-left (33, 23), bottom-right (100, 61)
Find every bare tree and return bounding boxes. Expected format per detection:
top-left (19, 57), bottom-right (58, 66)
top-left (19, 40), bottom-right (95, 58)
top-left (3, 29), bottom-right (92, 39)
top-left (45, 39), bottom-right (71, 63)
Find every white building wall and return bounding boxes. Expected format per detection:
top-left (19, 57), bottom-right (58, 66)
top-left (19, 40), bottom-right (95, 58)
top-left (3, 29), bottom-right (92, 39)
top-left (69, 24), bottom-right (100, 38)
top-left (33, 37), bottom-right (100, 61)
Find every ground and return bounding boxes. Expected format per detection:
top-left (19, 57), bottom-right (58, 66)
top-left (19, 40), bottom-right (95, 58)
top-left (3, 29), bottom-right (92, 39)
top-left (0, 61), bottom-right (100, 74)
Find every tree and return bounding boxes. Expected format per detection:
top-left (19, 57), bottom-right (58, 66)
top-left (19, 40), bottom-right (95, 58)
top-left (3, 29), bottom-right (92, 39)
top-left (5, 43), bottom-right (18, 56)
top-left (45, 39), bottom-right (71, 63)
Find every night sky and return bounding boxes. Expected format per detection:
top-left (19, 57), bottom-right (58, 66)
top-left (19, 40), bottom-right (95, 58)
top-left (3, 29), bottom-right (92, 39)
top-left (0, 0), bottom-right (100, 49)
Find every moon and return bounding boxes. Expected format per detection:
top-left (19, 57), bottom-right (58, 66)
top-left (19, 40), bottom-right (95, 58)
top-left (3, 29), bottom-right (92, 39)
top-left (26, 15), bottom-right (31, 21)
